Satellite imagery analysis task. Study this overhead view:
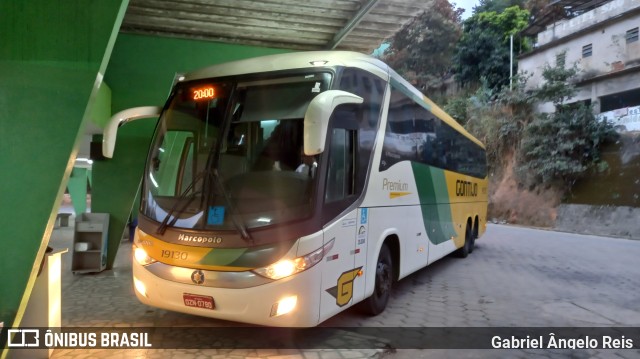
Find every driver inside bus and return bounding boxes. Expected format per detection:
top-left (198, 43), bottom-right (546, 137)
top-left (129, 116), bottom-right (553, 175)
top-left (255, 120), bottom-right (302, 171)
top-left (296, 147), bottom-right (317, 177)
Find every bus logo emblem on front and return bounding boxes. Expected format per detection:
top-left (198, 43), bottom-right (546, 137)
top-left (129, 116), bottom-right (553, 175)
top-left (326, 267), bottom-right (362, 307)
top-left (191, 270), bottom-right (205, 285)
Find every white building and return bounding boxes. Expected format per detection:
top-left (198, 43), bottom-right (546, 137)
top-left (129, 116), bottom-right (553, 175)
top-left (519, 0), bottom-right (640, 131)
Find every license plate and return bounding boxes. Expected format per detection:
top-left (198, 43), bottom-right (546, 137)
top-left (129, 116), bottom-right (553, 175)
top-left (183, 293), bottom-right (215, 310)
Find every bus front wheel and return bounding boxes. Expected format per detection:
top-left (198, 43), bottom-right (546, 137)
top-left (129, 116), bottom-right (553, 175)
top-left (361, 244), bottom-right (393, 315)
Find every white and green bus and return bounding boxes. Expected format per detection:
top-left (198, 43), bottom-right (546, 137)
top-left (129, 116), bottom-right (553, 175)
top-left (106, 51), bottom-right (488, 327)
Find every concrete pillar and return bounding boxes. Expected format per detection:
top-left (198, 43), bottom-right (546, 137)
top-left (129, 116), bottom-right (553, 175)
top-left (592, 82), bottom-right (601, 113)
top-left (68, 167), bottom-right (89, 215)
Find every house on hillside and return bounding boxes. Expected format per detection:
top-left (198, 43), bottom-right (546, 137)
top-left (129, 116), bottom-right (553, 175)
top-left (518, 0), bottom-right (640, 228)
top-left (519, 0), bottom-right (640, 134)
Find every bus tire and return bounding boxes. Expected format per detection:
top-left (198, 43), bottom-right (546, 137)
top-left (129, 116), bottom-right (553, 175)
top-left (457, 221), bottom-right (473, 258)
top-left (470, 218), bottom-right (478, 254)
top-left (361, 244), bottom-right (393, 316)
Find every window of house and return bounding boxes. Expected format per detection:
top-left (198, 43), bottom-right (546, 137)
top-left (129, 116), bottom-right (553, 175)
top-left (626, 27), bottom-right (639, 43)
top-left (582, 44), bottom-right (592, 58)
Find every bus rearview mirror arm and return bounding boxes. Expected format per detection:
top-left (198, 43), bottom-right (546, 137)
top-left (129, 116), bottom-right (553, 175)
top-left (102, 106), bottom-right (162, 158)
top-left (303, 90), bottom-right (363, 156)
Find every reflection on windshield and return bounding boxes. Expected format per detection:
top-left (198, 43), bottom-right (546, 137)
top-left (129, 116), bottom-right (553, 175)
top-left (146, 190), bottom-right (203, 228)
top-left (142, 72), bottom-right (330, 231)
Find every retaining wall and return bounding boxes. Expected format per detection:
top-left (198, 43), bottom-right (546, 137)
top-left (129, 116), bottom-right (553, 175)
top-left (555, 204), bottom-right (640, 239)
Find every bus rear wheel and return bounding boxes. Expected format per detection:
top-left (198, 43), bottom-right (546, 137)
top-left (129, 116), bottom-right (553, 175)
top-left (457, 221), bottom-right (473, 258)
top-left (470, 219), bottom-right (478, 254)
top-left (361, 244), bottom-right (393, 315)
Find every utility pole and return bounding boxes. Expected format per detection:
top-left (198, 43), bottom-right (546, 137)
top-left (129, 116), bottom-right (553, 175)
top-left (510, 34), bottom-right (514, 90)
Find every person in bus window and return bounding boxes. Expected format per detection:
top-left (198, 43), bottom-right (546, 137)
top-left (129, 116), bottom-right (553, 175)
top-left (296, 148), bottom-right (317, 177)
top-left (257, 120), bottom-right (301, 171)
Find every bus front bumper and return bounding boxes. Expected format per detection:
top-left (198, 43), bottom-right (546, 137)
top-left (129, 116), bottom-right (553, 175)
top-left (132, 260), bottom-right (322, 327)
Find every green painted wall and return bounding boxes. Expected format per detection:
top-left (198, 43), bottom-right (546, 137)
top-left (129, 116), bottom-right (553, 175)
top-left (96, 34), bottom-right (291, 268)
top-left (0, 0), bottom-right (128, 336)
top-left (89, 81), bottom-right (113, 129)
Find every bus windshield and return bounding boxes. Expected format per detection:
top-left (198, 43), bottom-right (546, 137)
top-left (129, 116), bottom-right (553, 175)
top-left (142, 72), bottom-right (332, 231)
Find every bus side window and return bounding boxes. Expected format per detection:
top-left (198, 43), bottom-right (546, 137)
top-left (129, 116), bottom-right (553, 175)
top-left (325, 128), bottom-right (356, 203)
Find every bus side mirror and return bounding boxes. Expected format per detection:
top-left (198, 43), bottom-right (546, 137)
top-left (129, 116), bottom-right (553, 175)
top-left (303, 90), bottom-right (363, 155)
top-left (102, 106), bottom-right (162, 158)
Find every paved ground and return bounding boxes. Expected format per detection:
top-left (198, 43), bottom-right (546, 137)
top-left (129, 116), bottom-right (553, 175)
top-left (21, 220), bottom-right (640, 358)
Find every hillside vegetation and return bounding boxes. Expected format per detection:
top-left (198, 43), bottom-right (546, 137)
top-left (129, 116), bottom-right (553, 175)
top-left (383, 0), bottom-right (617, 226)
top-left (449, 61), bottom-right (615, 225)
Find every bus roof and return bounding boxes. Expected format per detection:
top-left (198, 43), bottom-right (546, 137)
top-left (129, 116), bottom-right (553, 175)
top-left (183, 51), bottom-right (389, 82)
top-left (182, 51), bottom-right (485, 149)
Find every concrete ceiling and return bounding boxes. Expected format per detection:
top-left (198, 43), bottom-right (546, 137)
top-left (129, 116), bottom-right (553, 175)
top-left (121, 0), bottom-right (433, 53)
top-left (79, 0), bottom-right (429, 160)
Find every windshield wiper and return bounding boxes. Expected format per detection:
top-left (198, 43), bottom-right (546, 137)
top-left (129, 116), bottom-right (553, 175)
top-left (157, 87), bottom-right (251, 241)
top-left (203, 87), bottom-right (252, 243)
top-left (156, 168), bottom-right (252, 243)
top-left (210, 168), bottom-right (252, 242)
top-left (156, 170), bottom-right (207, 235)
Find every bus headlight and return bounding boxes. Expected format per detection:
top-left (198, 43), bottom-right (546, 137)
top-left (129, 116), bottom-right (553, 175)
top-left (133, 244), bottom-right (157, 266)
top-left (133, 276), bottom-right (148, 297)
top-left (270, 296), bottom-right (297, 317)
top-left (253, 239), bottom-right (335, 280)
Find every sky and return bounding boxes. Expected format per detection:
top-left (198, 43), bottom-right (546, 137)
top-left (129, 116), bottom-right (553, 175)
top-left (456, 0), bottom-right (480, 20)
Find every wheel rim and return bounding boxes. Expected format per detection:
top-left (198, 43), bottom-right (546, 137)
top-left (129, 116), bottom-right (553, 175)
top-left (375, 260), bottom-right (392, 296)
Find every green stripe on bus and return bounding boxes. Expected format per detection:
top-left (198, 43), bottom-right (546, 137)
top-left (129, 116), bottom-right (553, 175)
top-left (197, 247), bottom-right (248, 266)
top-left (412, 163), bottom-right (456, 245)
top-left (197, 240), bottom-right (297, 268)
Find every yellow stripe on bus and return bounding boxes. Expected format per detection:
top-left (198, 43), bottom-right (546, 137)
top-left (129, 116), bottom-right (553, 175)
top-left (137, 231), bottom-right (252, 271)
top-left (389, 191), bottom-right (411, 199)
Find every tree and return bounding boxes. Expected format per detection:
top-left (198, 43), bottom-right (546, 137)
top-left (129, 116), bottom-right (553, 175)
top-left (456, 73), bottom-right (535, 171)
top-left (383, 0), bottom-right (463, 90)
top-left (523, 0), bottom-right (551, 21)
top-left (453, 6), bottom-right (530, 90)
top-left (518, 53), bottom-right (617, 188)
top-left (474, 0), bottom-right (526, 14)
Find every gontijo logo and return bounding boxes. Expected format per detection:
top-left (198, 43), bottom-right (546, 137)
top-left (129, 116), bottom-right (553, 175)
top-left (455, 180), bottom-right (478, 197)
top-left (326, 267), bottom-right (363, 307)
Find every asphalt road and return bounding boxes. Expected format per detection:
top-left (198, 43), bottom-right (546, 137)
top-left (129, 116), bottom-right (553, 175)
top-left (326, 224), bottom-right (640, 328)
top-left (337, 224), bottom-right (640, 359)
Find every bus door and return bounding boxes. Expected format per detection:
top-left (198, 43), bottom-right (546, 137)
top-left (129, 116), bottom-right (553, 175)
top-left (319, 119), bottom-right (363, 319)
top-left (353, 207), bottom-right (369, 303)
